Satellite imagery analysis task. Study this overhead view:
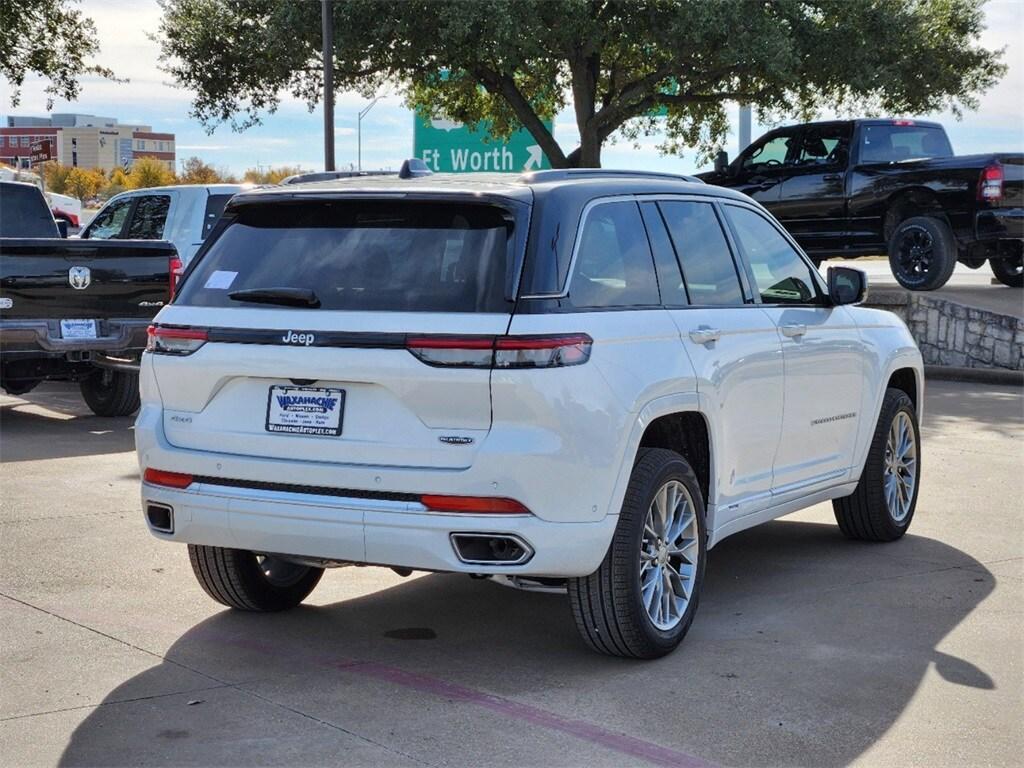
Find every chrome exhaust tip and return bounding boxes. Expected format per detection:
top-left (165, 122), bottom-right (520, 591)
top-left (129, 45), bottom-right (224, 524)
top-left (450, 533), bottom-right (533, 566)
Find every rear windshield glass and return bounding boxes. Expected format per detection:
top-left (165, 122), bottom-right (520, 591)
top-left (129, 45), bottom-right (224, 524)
top-left (859, 124), bottom-right (952, 163)
top-left (0, 183), bottom-right (57, 238)
top-left (176, 200), bottom-right (518, 313)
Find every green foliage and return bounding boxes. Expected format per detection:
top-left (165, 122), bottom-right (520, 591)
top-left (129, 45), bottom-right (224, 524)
top-left (179, 155), bottom-right (237, 184)
top-left (0, 0), bottom-right (118, 108)
top-left (157, 0), bottom-right (1006, 167)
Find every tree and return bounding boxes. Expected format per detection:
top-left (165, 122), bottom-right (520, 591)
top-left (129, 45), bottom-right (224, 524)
top-left (64, 167), bottom-right (105, 202)
top-left (157, 0), bottom-right (1005, 168)
top-left (1, 0), bottom-right (117, 108)
top-left (179, 155), bottom-right (237, 184)
top-left (243, 165), bottom-right (304, 184)
top-left (42, 162), bottom-right (74, 194)
top-left (128, 157), bottom-right (176, 189)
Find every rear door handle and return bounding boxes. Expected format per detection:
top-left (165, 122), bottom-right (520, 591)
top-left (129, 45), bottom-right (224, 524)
top-left (689, 327), bottom-right (722, 344)
top-left (780, 324), bottom-right (807, 338)
top-left (822, 173), bottom-right (842, 182)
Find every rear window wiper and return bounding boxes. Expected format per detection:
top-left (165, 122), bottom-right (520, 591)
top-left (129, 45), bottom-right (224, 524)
top-left (227, 287), bottom-right (321, 308)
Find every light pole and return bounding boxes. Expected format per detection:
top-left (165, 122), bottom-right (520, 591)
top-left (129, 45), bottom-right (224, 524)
top-left (357, 96), bottom-right (381, 171)
top-left (321, 0), bottom-right (335, 171)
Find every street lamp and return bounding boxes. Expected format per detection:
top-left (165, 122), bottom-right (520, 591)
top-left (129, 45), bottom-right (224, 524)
top-left (357, 96), bottom-right (382, 171)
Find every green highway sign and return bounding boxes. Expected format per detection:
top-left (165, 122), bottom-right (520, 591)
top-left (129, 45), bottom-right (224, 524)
top-left (414, 115), bottom-right (552, 173)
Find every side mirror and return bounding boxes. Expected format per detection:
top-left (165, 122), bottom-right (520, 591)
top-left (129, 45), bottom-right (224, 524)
top-left (714, 150), bottom-right (729, 174)
top-left (828, 266), bottom-right (867, 305)
top-left (56, 220), bottom-right (69, 238)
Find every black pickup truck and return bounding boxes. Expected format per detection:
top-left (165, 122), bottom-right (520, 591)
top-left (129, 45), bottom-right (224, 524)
top-left (0, 181), bottom-right (175, 415)
top-left (697, 119), bottom-right (1023, 290)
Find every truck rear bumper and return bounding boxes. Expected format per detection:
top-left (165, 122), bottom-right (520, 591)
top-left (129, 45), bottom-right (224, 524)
top-left (140, 480), bottom-right (617, 578)
top-left (975, 208), bottom-right (1024, 242)
top-left (0, 318), bottom-right (150, 358)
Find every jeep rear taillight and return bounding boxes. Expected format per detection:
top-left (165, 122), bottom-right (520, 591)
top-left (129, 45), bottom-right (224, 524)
top-left (978, 163), bottom-right (1004, 203)
top-left (169, 255), bottom-right (184, 299)
top-left (147, 326), bottom-right (208, 356)
top-left (406, 334), bottom-right (593, 369)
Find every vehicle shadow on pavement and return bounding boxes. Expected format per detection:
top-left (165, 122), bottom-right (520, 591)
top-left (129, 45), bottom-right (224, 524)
top-left (0, 398), bottom-right (135, 463)
top-left (58, 521), bottom-right (995, 767)
top-left (922, 381), bottom-right (1022, 441)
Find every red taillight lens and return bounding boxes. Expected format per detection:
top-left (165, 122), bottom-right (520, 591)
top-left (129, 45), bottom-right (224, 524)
top-left (420, 494), bottom-right (530, 514)
top-left (146, 325), bottom-right (208, 355)
top-left (169, 256), bottom-right (184, 300)
top-left (406, 334), bottom-right (592, 369)
top-left (978, 163), bottom-right (1004, 203)
top-left (143, 468), bottom-right (194, 489)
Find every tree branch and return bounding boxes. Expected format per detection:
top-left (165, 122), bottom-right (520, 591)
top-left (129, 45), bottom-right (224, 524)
top-left (475, 67), bottom-right (568, 167)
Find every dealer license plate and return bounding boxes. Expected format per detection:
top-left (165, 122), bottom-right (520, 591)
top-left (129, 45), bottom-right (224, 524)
top-left (60, 319), bottom-right (97, 339)
top-left (265, 385), bottom-right (345, 436)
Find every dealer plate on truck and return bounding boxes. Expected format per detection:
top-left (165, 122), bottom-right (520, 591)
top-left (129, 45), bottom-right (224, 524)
top-left (265, 386), bottom-right (345, 436)
top-left (60, 319), bottom-right (97, 339)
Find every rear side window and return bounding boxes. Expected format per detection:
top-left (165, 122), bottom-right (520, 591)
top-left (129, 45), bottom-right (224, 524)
top-left (860, 124), bottom-right (952, 163)
top-left (125, 195), bottom-right (171, 239)
top-left (567, 201), bottom-right (660, 308)
top-left (658, 201), bottom-right (744, 306)
top-left (0, 183), bottom-right (56, 237)
top-left (86, 198), bottom-right (133, 239)
top-left (177, 200), bottom-right (517, 313)
top-left (725, 205), bottom-right (820, 305)
top-left (202, 194), bottom-right (233, 239)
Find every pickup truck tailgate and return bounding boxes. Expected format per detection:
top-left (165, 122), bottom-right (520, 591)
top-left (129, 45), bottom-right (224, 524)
top-left (996, 154), bottom-right (1023, 208)
top-left (0, 239), bottom-right (174, 319)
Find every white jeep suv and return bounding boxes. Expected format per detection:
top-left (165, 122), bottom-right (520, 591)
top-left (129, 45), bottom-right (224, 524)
top-left (136, 169), bottom-right (923, 659)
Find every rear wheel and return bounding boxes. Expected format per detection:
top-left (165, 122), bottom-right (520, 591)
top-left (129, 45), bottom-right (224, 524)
top-left (990, 254), bottom-right (1023, 288)
top-left (188, 545), bottom-right (324, 611)
top-left (888, 216), bottom-right (957, 291)
top-left (79, 370), bottom-right (140, 417)
top-left (833, 388), bottom-right (920, 541)
top-left (568, 448), bottom-right (706, 659)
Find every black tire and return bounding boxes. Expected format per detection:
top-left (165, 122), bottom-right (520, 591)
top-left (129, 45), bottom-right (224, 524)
top-left (990, 254), bottom-right (1023, 288)
top-left (833, 388), bottom-right (921, 542)
top-left (888, 216), bottom-right (957, 291)
top-left (568, 448), bottom-right (707, 659)
top-left (79, 370), bottom-right (140, 417)
top-left (188, 545), bottom-right (324, 611)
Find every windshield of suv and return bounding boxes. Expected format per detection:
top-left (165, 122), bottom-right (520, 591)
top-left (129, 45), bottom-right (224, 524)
top-left (175, 199), bottom-right (518, 313)
top-left (859, 124), bottom-right (952, 163)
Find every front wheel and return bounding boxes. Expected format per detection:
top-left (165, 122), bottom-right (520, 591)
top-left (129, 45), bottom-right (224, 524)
top-left (79, 369), bottom-right (140, 417)
top-left (188, 545), bottom-right (324, 611)
top-left (833, 388), bottom-right (921, 541)
top-left (568, 448), bottom-right (706, 659)
top-left (990, 254), bottom-right (1023, 288)
top-left (888, 216), bottom-right (957, 291)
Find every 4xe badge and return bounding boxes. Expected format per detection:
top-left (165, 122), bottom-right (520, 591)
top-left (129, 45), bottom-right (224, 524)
top-left (68, 266), bottom-right (91, 290)
top-left (282, 330), bottom-right (315, 346)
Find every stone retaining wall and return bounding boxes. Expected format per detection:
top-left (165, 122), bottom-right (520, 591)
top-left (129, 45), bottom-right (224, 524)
top-left (865, 289), bottom-right (1023, 371)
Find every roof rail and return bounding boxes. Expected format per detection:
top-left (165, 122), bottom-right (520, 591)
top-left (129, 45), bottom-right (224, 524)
top-left (518, 169), bottom-right (705, 184)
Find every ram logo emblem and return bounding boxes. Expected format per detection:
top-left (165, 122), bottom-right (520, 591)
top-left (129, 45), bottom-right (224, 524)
top-left (68, 266), bottom-right (91, 290)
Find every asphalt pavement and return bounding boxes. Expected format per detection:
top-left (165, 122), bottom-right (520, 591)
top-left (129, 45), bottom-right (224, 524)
top-left (1, 381), bottom-right (1021, 767)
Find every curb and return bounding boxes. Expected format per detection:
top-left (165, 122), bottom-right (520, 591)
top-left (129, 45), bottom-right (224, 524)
top-left (924, 365), bottom-right (1024, 387)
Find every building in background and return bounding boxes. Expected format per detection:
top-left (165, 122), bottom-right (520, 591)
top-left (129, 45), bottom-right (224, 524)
top-left (0, 114), bottom-right (175, 172)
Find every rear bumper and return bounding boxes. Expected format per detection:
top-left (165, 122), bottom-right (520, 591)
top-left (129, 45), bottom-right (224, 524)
top-left (974, 208), bottom-right (1024, 242)
top-left (140, 480), bottom-right (617, 578)
top-left (0, 318), bottom-right (150, 359)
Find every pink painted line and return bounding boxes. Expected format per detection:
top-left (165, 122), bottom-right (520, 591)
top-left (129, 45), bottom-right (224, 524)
top-left (199, 628), bottom-right (712, 768)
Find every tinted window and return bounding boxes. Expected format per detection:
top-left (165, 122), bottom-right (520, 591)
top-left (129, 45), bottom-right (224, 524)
top-left (125, 195), bottom-right (171, 239)
top-left (659, 201), bottom-right (744, 306)
top-left (860, 124), bottom-right (952, 163)
top-left (794, 125), bottom-right (850, 166)
top-left (202, 194), bottom-right (234, 239)
top-left (0, 183), bottom-right (58, 237)
top-left (86, 198), bottom-right (133, 239)
top-left (725, 205), bottom-right (819, 304)
top-left (568, 201), bottom-right (660, 308)
top-left (741, 132), bottom-right (797, 170)
top-left (177, 200), bottom-right (517, 313)
top-left (639, 202), bottom-right (688, 306)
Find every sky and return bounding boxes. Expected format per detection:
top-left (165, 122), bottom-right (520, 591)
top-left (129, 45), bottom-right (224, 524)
top-left (2, 0), bottom-right (1022, 176)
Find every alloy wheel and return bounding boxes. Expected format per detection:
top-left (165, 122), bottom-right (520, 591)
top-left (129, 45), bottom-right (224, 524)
top-left (897, 228), bottom-right (934, 279)
top-left (640, 480), bottom-right (700, 630)
top-left (883, 411), bottom-right (917, 522)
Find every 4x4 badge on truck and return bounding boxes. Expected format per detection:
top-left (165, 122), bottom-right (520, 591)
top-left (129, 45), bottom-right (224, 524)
top-left (68, 266), bottom-right (91, 290)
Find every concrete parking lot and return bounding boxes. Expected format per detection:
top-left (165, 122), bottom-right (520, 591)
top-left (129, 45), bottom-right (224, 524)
top-left (1, 381), bottom-right (1021, 767)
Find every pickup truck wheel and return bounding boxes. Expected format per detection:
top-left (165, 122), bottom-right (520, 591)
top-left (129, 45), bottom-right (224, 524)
top-left (568, 448), bottom-right (706, 659)
top-left (888, 216), bottom-right (957, 291)
top-left (990, 255), bottom-right (1023, 288)
top-left (79, 370), bottom-right (140, 417)
top-left (833, 388), bottom-right (920, 542)
top-left (188, 545), bottom-right (324, 611)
